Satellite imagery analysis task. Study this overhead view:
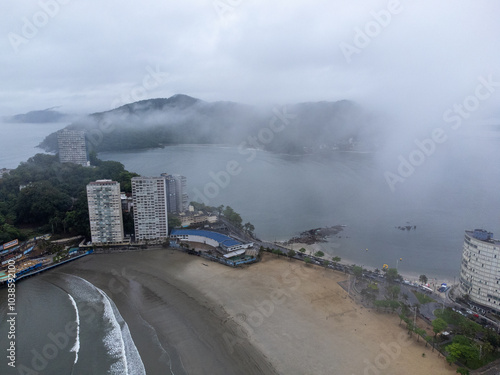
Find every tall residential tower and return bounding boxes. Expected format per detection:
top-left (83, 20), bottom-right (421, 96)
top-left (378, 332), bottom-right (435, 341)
top-left (459, 229), bottom-right (500, 312)
top-left (86, 180), bottom-right (124, 244)
top-left (131, 176), bottom-right (169, 241)
top-left (57, 129), bottom-right (88, 166)
top-left (162, 174), bottom-right (188, 213)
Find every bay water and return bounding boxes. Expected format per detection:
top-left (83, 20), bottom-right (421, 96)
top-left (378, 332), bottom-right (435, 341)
top-left (2, 120), bottom-right (500, 279)
top-left (2, 120), bottom-right (500, 373)
top-left (99, 127), bottom-right (500, 280)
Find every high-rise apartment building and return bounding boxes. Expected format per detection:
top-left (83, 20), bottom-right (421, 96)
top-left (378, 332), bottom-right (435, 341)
top-left (459, 229), bottom-right (500, 312)
top-left (162, 174), bottom-right (188, 213)
top-left (57, 129), bottom-right (88, 166)
top-left (86, 180), bottom-right (124, 244)
top-left (131, 176), bottom-right (169, 241)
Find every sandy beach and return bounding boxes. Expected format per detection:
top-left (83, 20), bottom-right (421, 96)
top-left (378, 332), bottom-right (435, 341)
top-left (59, 249), bottom-right (457, 374)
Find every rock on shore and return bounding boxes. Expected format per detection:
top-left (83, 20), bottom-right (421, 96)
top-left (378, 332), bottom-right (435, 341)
top-left (284, 225), bottom-right (344, 245)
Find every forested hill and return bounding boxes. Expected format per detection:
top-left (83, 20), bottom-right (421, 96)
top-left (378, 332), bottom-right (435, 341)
top-left (5, 108), bottom-right (70, 123)
top-left (0, 154), bottom-right (138, 243)
top-left (38, 94), bottom-right (375, 155)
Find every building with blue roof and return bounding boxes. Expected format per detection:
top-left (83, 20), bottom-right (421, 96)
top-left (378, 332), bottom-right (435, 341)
top-left (170, 229), bottom-right (253, 252)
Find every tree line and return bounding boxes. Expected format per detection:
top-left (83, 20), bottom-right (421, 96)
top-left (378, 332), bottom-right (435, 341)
top-left (0, 153), bottom-right (138, 243)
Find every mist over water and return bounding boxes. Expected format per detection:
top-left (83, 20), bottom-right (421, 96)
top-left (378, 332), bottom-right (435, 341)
top-left (2, 113), bottom-right (499, 281)
top-left (100, 122), bottom-right (500, 280)
top-left (0, 122), bottom-right (65, 168)
top-left (2, 2), bottom-right (500, 374)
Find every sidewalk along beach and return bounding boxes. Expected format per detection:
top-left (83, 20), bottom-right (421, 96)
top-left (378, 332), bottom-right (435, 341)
top-left (283, 241), bottom-right (457, 287)
top-left (53, 249), bottom-right (455, 374)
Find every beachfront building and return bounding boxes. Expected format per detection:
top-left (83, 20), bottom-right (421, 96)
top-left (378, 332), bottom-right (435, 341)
top-left (459, 229), bottom-right (500, 312)
top-left (178, 211), bottom-right (218, 227)
top-left (131, 176), bottom-right (169, 241)
top-left (161, 174), bottom-right (188, 213)
top-left (86, 180), bottom-right (124, 244)
top-left (170, 229), bottom-right (253, 252)
top-left (57, 129), bottom-right (89, 166)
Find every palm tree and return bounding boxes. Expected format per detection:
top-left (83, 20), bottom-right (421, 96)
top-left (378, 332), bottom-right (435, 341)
top-left (415, 328), bottom-right (426, 342)
top-left (352, 266), bottom-right (363, 278)
top-left (414, 303), bottom-right (421, 313)
top-left (243, 222), bottom-right (255, 235)
top-left (431, 318), bottom-right (448, 351)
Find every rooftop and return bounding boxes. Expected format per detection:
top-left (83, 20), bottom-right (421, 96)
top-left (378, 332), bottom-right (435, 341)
top-left (89, 180), bottom-right (118, 185)
top-left (170, 229), bottom-right (240, 247)
top-left (466, 229), bottom-right (500, 245)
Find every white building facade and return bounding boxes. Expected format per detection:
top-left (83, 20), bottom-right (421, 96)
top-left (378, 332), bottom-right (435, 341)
top-left (132, 176), bottom-right (169, 241)
top-left (86, 180), bottom-right (124, 244)
top-left (459, 229), bottom-right (500, 312)
top-left (57, 129), bottom-right (88, 166)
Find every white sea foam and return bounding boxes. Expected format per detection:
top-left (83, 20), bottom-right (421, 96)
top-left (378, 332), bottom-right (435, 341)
top-left (98, 289), bottom-right (128, 374)
top-left (98, 289), bottom-right (146, 375)
top-left (61, 274), bottom-right (146, 375)
top-left (67, 293), bottom-right (80, 365)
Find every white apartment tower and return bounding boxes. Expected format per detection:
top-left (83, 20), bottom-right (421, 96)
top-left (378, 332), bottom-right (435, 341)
top-left (459, 229), bottom-right (500, 312)
top-left (131, 176), bottom-right (169, 241)
top-left (162, 173), bottom-right (188, 213)
top-left (86, 180), bottom-right (124, 244)
top-left (57, 129), bottom-right (88, 166)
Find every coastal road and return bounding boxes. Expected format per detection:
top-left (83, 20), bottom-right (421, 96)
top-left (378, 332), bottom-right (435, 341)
top-left (222, 220), bottom-right (467, 325)
top-left (399, 284), bottom-right (449, 322)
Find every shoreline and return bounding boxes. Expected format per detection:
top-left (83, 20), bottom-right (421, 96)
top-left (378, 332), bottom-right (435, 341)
top-left (276, 241), bottom-right (457, 288)
top-left (56, 249), bottom-right (455, 374)
top-left (59, 249), bottom-right (278, 374)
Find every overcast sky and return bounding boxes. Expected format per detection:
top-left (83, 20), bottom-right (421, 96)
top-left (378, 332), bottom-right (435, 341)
top-left (1, 0), bottom-right (499, 119)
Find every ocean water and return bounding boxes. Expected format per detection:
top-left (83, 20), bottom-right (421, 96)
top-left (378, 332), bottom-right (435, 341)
top-left (0, 122), bottom-right (65, 169)
top-left (0, 272), bottom-right (145, 374)
top-left (1, 120), bottom-right (500, 373)
top-left (2, 119), bottom-right (499, 278)
top-left (99, 127), bottom-right (500, 279)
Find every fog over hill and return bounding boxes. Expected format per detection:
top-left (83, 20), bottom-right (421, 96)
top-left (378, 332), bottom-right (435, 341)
top-left (38, 94), bottom-right (377, 155)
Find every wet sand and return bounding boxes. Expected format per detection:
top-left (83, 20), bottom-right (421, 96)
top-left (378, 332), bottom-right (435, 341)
top-left (60, 249), bottom-right (456, 374)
